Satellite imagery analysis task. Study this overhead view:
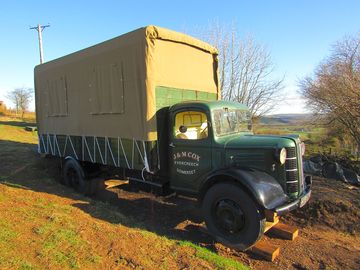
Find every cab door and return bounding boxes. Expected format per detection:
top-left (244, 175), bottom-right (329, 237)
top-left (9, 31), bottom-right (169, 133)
top-left (169, 109), bottom-right (212, 193)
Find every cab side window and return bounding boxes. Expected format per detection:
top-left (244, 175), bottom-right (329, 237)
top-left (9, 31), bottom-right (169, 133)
top-left (174, 111), bottom-right (208, 140)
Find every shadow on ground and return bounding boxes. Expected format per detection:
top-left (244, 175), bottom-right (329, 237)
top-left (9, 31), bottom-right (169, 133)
top-left (0, 139), bottom-right (217, 251)
top-left (0, 120), bottom-right (36, 128)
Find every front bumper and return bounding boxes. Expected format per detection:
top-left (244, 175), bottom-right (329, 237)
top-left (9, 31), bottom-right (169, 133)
top-left (274, 175), bottom-right (312, 215)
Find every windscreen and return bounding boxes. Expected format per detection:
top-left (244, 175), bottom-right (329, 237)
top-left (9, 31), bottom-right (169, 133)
top-left (212, 108), bottom-right (252, 136)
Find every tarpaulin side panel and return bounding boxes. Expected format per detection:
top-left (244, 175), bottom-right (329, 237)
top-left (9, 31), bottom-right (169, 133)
top-left (35, 25), bottom-right (219, 142)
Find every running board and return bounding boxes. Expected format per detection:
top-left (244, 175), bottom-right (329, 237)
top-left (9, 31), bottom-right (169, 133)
top-left (128, 177), bottom-right (164, 187)
top-left (128, 177), bottom-right (173, 196)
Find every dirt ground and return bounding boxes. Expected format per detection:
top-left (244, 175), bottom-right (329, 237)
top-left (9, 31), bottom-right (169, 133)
top-left (97, 176), bottom-right (360, 270)
top-left (0, 118), bottom-right (359, 269)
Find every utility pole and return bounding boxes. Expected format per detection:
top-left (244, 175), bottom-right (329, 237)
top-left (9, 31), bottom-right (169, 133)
top-left (30, 24), bottom-right (50, 64)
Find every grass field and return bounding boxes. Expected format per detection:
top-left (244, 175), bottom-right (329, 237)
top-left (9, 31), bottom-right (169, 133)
top-left (254, 122), bottom-right (354, 158)
top-left (0, 116), bottom-right (248, 270)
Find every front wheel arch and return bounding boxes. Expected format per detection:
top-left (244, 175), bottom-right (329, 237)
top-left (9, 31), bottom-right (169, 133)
top-left (198, 168), bottom-right (288, 210)
top-left (199, 174), bottom-right (255, 204)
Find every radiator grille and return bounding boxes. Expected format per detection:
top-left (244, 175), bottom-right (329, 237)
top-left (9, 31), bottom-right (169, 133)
top-left (286, 147), bottom-right (296, 158)
top-left (285, 147), bottom-right (299, 194)
top-left (285, 158), bottom-right (297, 170)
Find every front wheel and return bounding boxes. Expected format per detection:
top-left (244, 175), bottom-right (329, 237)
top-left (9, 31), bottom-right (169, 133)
top-left (202, 182), bottom-right (265, 250)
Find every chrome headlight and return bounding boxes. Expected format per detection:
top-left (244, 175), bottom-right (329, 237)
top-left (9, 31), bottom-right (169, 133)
top-left (279, 148), bottom-right (287, 165)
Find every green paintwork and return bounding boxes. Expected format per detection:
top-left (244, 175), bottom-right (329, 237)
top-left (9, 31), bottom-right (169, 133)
top-left (155, 86), bottom-right (217, 110)
top-left (167, 100), bottom-right (303, 198)
top-left (169, 132), bottom-right (212, 192)
top-left (219, 134), bottom-right (296, 149)
top-left (215, 134), bottom-right (296, 192)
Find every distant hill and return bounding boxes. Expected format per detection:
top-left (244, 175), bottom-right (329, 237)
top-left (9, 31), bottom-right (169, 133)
top-left (259, 113), bottom-right (313, 125)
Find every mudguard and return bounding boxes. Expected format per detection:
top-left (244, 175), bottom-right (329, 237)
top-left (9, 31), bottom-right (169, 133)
top-left (201, 168), bottom-right (289, 210)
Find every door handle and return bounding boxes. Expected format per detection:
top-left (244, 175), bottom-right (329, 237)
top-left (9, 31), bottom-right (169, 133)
top-left (169, 142), bottom-right (175, 148)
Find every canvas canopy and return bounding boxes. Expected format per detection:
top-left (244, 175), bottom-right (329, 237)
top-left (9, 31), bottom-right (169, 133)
top-left (35, 25), bottom-right (219, 141)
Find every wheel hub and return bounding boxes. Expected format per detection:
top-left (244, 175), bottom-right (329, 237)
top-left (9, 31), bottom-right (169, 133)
top-left (215, 199), bottom-right (245, 234)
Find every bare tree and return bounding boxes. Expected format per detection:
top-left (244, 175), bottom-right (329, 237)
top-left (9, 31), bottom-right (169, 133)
top-left (6, 87), bottom-right (33, 119)
top-left (300, 33), bottom-right (360, 153)
top-left (200, 22), bottom-right (284, 116)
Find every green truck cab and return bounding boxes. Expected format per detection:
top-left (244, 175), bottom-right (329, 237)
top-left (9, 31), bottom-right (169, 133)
top-left (34, 26), bottom-right (311, 250)
top-left (158, 100), bottom-right (311, 250)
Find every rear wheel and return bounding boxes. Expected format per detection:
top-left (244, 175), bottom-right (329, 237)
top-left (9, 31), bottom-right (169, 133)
top-left (202, 182), bottom-right (265, 250)
top-left (63, 158), bottom-right (95, 195)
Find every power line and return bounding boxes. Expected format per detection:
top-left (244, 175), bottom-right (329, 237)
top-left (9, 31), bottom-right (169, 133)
top-left (30, 24), bottom-right (50, 64)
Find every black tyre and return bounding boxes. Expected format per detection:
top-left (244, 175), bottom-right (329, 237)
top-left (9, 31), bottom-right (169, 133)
top-left (63, 158), bottom-right (92, 195)
top-left (202, 182), bottom-right (265, 250)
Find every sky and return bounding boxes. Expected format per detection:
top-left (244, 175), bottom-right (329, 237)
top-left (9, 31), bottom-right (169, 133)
top-left (0, 0), bottom-right (359, 114)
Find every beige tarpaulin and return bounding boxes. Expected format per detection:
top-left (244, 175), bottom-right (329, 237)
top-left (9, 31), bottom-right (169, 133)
top-left (35, 25), bottom-right (219, 141)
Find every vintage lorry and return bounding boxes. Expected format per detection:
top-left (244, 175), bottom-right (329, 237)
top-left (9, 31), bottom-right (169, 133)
top-left (34, 25), bottom-right (311, 250)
